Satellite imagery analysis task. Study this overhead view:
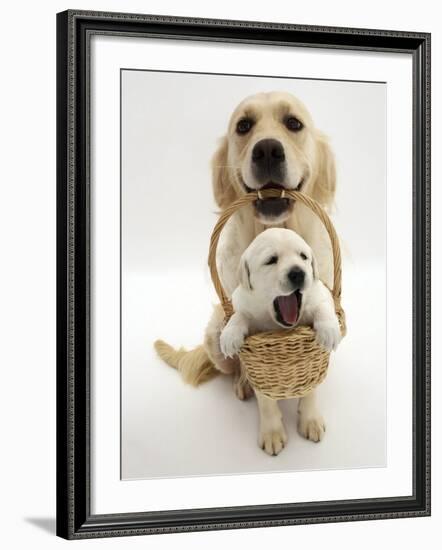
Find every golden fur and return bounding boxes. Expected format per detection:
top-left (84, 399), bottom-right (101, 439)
top-left (155, 92), bottom-right (336, 402)
top-left (154, 340), bottom-right (219, 386)
top-left (212, 92), bottom-right (335, 211)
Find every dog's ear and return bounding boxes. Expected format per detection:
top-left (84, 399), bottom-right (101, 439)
top-left (311, 253), bottom-right (319, 281)
top-left (211, 136), bottom-right (237, 209)
top-left (238, 256), bottom-right (253, 291)
top-left (310, 131), bottom-right (336, 209)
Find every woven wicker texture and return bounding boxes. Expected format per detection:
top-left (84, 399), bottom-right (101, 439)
top-left (208, 188), bottom-right (346, 400)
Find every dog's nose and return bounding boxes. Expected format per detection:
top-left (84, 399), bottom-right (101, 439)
top-left (252, 139), bottom-right (285, 166)
top-left (288, 267), bottom-right (305, 288)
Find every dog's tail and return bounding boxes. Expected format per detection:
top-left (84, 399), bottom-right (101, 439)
top-left (154, 340), bottom-right (219, 386)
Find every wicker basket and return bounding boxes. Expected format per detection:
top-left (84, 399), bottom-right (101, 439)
top-left (208, 188), bottom-right (346, 400)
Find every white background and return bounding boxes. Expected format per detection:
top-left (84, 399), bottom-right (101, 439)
top-left (121, 70), bottom-right (387, 479)
top-left (0, 0), bottom-right (440, 549)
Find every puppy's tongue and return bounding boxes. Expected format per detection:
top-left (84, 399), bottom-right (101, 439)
top-left (276, 293), bottom-right (299, 325)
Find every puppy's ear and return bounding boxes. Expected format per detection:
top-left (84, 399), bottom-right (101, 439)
top-left (211, 136), bottom-right (237, 209)
top-left (311, 253), bottom-right (319, 281)
top-left (238, 256), bottom-right (253, 291)
top-left (310, 131), bottom-right (336, 209)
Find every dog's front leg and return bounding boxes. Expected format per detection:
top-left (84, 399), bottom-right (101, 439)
top-left (219, 312), bottom-right (255, 400)
top-left (256, 391), bottom-right (287, 456)
top-left (297, 390), bottom-right (325, 442)
top-left (204, 305), bottom-right (254, 399)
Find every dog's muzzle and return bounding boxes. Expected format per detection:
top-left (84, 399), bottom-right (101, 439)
top-left (240, 140), bottom-right (304, 222)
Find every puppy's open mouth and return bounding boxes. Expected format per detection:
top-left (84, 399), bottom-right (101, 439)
top-left (273, 290), bottom-right (302, 328)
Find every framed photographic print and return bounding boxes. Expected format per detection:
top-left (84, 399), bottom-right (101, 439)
top-left (56, 10), bottom-right (431, 539)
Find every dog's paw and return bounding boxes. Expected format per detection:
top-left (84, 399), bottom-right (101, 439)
top-left (297, 414), bottom-right (326, 443)
top-left (259, 424), bottom-right (288, 456)
top-left (314, 319), bottom-right (341, 352)
top-left (220, 325), bottom-right (246, 358)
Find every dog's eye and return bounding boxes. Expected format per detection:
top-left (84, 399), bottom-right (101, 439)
top-left (285, 116), bottom-right (303, 132)
top-left (264, 255), bottom-right (278, 266)
top-left (300, 252), bottom-right (308, 260)
top-left (236, 118), bottom-right (254, 134)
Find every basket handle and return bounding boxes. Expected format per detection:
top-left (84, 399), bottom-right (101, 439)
top-left (208, 188), bottom-right (343, 318)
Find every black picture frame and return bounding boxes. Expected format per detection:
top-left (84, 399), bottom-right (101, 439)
top-left (56, 9), bottom-right (431, 540)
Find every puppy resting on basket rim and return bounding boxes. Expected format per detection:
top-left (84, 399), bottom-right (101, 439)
top-left (221, 227), bottom-right (340, 359)
top-left (219, 227), bottom-right (341, 455)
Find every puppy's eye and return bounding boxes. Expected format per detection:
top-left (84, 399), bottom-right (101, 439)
top-left (285, 116), bottom-right (303, 132)
top-left (236, 118), bottom-right (254, 134)
top-left (264, 255), bottom-right (278, 266)
top-left (300, 252), bottom-right (308, 260)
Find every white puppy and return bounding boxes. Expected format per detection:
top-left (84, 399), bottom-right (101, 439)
top-left (220, 228), bottom-right (341, 455)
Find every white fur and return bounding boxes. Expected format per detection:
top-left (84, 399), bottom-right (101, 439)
top-left (219, 228), bottom-right (341, 455)
top-left (207, 92), bottom-right (338, 453)
top-left (220, 228), bottom-right (341, 357)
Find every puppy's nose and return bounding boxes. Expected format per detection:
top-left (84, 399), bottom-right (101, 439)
top-left (252, 139), bottom-right (285, 166)
top-left (288, 267), bottom-right (305, 288)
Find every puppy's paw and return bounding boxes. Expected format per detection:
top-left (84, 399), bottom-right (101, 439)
top-left (259, 424), bottom-right (288, 456)
top-left (314, 319), bottom-right (341, 352)
top-left (220, 326), bottom-right (245, 358)
top-left (297, 414), bottom-right (326, 443)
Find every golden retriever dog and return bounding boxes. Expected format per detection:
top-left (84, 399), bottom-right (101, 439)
top-left (219, 228), bottom-right (341, 454)
top-left (155, 91), bottom-right (336, 445)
